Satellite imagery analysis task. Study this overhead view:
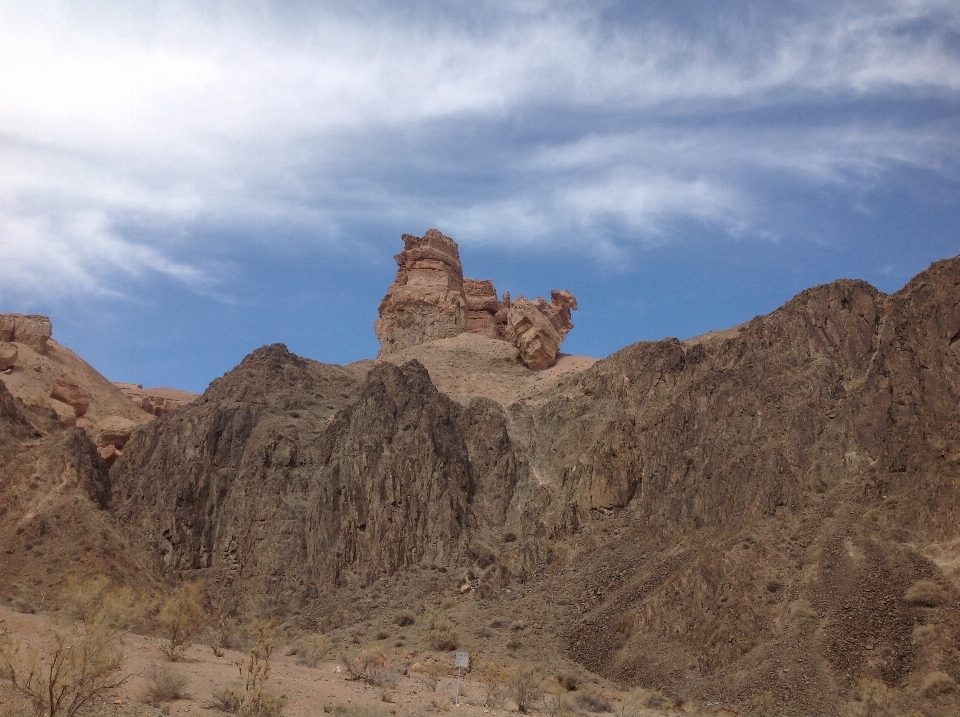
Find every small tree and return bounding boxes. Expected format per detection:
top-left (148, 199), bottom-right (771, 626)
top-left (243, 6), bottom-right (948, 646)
top-left (159, 582), bottom-right (206, 661)
top-left (0, 624), bottom-right (130, 717)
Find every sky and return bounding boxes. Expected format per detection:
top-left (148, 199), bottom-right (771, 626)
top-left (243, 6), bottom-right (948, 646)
top-left (1, 0), bottom-right (958, 393)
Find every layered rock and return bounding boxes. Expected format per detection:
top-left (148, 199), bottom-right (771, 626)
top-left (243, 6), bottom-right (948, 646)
top-left (375, 230), bottom-right (467, 355)
top-left (0, 314), bottom-right (52, 354)
top-left (114, 383), bottom-right (198, 416)
top-left (463, 279), bottom-right (500, 339)
top-left (375, 230), bottom-right (578, 369)
top-left (504, 290), bottom-right (579, 370)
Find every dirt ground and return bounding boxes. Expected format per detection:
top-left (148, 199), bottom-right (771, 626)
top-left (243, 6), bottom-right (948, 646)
top-left (0, 607), bottom-right (695, 717)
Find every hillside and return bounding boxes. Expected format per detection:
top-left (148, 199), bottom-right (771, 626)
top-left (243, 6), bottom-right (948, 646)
top-left (98, 256), bottom-right (960, 714)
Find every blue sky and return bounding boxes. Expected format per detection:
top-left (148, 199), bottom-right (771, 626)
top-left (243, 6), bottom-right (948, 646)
top-left (1, 1), bottom-right (958, 392)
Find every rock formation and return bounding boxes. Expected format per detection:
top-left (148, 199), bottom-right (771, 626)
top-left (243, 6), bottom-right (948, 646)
top-left (0, 314), bottom-right (52, 354)
top-left (504, 290), bottom-right (579, 370)
top-left (375, 230), bottom-right (578, 369)
top-left (113, 383), bottom-right (198, 416)
top-left (0, 342), bottom-right (17, 371)
top-left (374, 230), bottom-right (467, 354)
top-left (49, 379), bottom-right (89, 417)
top-left (112, 255), bottom-right (960, 715)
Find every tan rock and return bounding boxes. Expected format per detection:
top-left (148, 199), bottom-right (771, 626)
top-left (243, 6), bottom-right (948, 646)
top-left (463, 278), bottom-right (500, 339)
top-left (503, 291), bottom-right (578, 370)
top-left (0, 314), bottom-right (52, 354)
top-left (95, 415), bottom-right (137, 449)
top-left (113, 382), bottom-right (198, 416)
top-left (375, 229), bottom-right (467, 355)
top-left (50, 379), bottom-right (89, 417)
top-left (97, 443), bottom-right (122, 467)
top-left (0, 342), bottom-right (17, 371)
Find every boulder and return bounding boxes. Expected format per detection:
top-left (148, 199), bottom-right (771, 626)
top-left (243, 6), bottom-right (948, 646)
top-left (97, 443), bottom-right (122, 467)
top-left (375, 229), bottom-right (467, 355)
top-left (504, 290), bottom-right (579, 370)
top-left (0, 342), bottom-right (17, 371)
top-left (50, 379), bottom-right (89, 417)
top-left (95, 415), bottom-right (137, 449)
top-left (0, 314), bottom-right (52, 354)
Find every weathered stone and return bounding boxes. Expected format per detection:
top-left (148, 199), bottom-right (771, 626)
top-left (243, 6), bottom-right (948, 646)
top-left (503, 290), bottom-right (578, 370)
top-left (95, 415), bottom-right (137, 449)
top-left (463, 278), bottom-right (500, 339)
top-left (50, 379), bottom-right (89, 417)
top-left (98, 443), bottom-right (122, 467)
top-left (375, 230), bottom-right (467, 355)
top-left (0, 342), bottom-right (17, 371)
top-left (0, 314), bottom-right (52, 354)
top-left (113, 383), bottom-right (197, 416)
top-left (374, 231), bottom-right (578, 367)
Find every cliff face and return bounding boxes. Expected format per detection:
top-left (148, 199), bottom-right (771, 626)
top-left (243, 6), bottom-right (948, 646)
top-left (107, 255), bottom-right (960, 713)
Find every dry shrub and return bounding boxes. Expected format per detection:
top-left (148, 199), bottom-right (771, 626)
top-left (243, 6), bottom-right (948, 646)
top-left (480, 662), bottom-right (510, 708)
top-left (212, 686), bottom-right (244, 713)
top-left (340, 647), bottom-right (387, 685)
top-left (904, 580), bottom-right (948, 607)
top-left (141, 663), bottom-right (188, 704)
top-left (425, 617), bottom-right (458, 652)
top-left (160, 582), bottom-right (206, 661)
top-left (411, 661), bottom-right (448, 692)
top-left (573, 692), bottom-right (613, 713)
top-left (208, 613), bottom-right (233, 658)
top-left (510, 667), bottom-right (541, 714)
top-left (290, 634), bottom-right (331, 668)
top-left (557, 674), bottom-right (579, 691)
top-left (233, 621), bottom-right (285, 717)
top-left (0, 623), bottom-right (129, 717)
top-left (912, 623), bottom-right (937, 646)
top-left (394, 611), bottom-right (415, 627)
top-left (839, 678), bottom-right (903, 717)
top-left (920, 671), bottom-right (956, 697)
top-left (60, 575), bottom-right (147, 631)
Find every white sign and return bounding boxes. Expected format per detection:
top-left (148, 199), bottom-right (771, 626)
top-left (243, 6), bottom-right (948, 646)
top-left (455, 651), bottom-right (469, 668)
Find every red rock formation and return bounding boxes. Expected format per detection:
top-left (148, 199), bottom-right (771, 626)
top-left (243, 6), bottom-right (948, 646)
top-left (504, 290), bottom-right (579, 370)
top-left (375, 229), bottom-right (467, 355)
top-left (0, 314), bottom-right (52, 354)
top-left (375, 230), bottom-right (578, 369)
top-left (463, 278), bottom-right (500, 339)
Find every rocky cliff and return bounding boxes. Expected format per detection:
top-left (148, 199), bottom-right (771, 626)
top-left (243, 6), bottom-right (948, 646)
top-left (107, 254), bottom-right (960, 714)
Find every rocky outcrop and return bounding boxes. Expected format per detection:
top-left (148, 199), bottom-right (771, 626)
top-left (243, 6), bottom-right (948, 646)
top-left (109, 344), bottom-right (523, 612)
top-left (0, 314), bottom-right (52, 354)
top-left (0, 343), bottom-right (17, 371)
top-left (504, 290), bottom-right (579, 370)
top-left (375, 230), bottom-right (578, 369)
top-left (375, 230), bottom-right (467, 355)
top-left (50, 379), bottom-right (89, 417)
top-left (113, 383), bottom-right (198, 416)
top-left (463, 279), bottom-right (500, 339)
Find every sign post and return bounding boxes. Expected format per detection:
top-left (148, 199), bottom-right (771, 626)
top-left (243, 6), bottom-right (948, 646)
top-left (454, 651), bottom-right (469, 705)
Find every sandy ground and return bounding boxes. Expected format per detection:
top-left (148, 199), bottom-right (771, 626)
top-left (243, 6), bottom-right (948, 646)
top-left (0, 608), bottom-right (696, 717)
top-left (0, 340), bottom-right (152, 429)
top-left (370, 334), bottom-right (598, 408)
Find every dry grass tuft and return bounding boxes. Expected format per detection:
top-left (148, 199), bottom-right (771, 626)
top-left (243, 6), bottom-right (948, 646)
top-left (904, 580), bottom-right (948, 607)
top-left (141, 662), bottom-right (188, 704)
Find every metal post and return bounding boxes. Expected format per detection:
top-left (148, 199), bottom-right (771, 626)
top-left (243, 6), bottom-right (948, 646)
top-left (456, 665), bottom-right (462, 705)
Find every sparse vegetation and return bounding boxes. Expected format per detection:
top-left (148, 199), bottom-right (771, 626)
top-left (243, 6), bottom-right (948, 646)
top-left (141, 663), bottom-right (188, 704)
top-left (159, 582), bottom-right (206, 661)
top-left (289, 634), bottom-right (331, 668)
top-left (339, 647), bottom-right (386, 685)
top-left (904, 580), bottom-right (948, 607)
top-left (920, 671), bottom-right (956, 697)
top-left (509, 666), bottom-right (541, 714)
top-left (573, 692), bottom-right (613, 713)
top-left (0, 623), bottom-right (129, 717)
top-left (425, 617), bottom-right (458, 652)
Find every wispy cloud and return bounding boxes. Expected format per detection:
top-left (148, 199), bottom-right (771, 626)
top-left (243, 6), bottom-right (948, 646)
top-left (1, 0), bottom-right (958, 299)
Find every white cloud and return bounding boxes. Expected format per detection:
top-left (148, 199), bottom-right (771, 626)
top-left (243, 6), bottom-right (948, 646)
top-left (0, 0), bottom-right (958, 299)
